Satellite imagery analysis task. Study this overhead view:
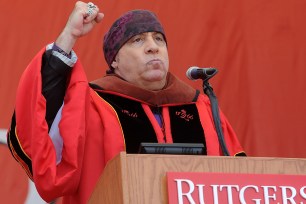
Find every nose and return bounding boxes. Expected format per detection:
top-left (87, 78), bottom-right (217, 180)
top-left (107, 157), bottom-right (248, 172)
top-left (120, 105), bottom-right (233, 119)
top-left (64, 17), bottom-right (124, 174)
top-left (145, 36), bottom-right (159, 54)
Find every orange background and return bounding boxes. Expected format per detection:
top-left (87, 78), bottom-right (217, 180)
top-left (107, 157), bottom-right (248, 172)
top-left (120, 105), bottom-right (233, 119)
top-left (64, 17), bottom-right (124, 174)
top-left (1, 0), bottom-right (306, 202)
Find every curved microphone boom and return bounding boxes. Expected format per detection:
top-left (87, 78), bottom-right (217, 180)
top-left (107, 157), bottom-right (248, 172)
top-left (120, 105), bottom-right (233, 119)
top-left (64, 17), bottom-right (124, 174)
top-left (186, 66), bottom-right (218, 82)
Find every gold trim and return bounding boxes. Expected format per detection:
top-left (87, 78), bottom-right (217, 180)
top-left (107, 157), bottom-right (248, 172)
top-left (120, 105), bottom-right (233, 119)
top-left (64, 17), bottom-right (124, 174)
top-left (94, 91), bottom-right (126, 149)
top-left (8, 135), bottom-right (33, 180)
top-left (14, 126), bottom-right (31, 160)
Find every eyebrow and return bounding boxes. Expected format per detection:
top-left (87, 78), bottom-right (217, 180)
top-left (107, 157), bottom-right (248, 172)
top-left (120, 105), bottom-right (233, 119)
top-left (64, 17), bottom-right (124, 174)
top-left (128, 32), bottom-right (163, 43)
top-left (136, 32), bottom-right (161, 37)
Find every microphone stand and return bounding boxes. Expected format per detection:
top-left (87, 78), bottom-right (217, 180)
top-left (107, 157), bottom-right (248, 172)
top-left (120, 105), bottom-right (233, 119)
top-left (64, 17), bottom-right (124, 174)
top-left (203, 81), bottom-right (230, 156)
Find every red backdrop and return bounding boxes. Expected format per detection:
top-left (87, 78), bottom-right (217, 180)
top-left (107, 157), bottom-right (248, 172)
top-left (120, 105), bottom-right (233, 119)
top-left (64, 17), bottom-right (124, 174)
top-left (1, 0), bottom-right (306, 202)
top-left (1, 1), bottom-right (306, 200)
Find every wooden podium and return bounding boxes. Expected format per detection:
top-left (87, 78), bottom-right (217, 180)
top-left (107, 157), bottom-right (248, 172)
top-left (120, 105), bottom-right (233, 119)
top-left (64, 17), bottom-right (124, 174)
top-left (88, 152), bottom-right (306, 204)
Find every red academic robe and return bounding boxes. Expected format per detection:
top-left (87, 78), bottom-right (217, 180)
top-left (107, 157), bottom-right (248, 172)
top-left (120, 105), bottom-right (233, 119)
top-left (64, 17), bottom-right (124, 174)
top-left (7, 47), bottom-right (245, 203)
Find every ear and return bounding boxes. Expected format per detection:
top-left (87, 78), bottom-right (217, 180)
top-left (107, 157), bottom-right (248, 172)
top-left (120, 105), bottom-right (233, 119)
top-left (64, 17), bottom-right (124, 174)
top-left (111, 60), bottom-right (118, 69)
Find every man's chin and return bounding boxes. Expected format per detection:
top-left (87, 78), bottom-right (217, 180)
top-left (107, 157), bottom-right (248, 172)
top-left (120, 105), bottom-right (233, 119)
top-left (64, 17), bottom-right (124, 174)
top-left (145, 71), bottom-right (167, 82)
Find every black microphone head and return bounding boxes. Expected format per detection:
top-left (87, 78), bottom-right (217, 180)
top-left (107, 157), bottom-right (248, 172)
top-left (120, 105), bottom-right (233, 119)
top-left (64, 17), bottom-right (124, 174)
top-left (186, 66), bottom-right (218, 81)
top-left (186, 66), bottom-right (198, 80)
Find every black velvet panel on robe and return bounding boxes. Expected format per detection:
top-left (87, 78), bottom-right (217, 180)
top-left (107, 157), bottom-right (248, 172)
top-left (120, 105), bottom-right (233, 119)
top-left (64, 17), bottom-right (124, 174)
top-left (168, 105), bottom-right (207, 154)
top-left (95, 91), bottom-right (207, 154)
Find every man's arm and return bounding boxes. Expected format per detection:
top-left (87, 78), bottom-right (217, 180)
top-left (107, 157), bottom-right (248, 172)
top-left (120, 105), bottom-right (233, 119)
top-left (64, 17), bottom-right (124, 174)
top-left (7, 2), bottom-right (105, 201)
top-left (55, 1), bottom-right (104, 53)
top-left (41, 2), bottom-right (104, 128)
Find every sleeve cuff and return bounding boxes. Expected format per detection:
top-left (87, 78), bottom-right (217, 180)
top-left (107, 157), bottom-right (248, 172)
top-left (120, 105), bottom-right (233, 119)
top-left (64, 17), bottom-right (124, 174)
top-left (46, 43), bottom-right (78, 67)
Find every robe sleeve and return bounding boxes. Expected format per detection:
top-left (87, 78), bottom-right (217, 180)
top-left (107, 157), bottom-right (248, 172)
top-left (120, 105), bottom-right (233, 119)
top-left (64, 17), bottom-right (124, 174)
top-left (7, 47), bottom-right (90, 202)
top-left (219, 110), bottom-right (247, 156)
top-left (197, 94), bottom-right (246, 156)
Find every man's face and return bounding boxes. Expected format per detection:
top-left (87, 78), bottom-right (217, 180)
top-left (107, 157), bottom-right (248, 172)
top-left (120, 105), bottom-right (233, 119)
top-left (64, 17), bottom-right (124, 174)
top-left (111, 32), bottom-right (169, 91)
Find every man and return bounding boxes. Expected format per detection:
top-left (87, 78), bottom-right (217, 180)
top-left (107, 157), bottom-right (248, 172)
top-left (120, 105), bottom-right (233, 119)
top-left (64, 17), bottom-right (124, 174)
top-left (7, 1), bottom-right (245, 203)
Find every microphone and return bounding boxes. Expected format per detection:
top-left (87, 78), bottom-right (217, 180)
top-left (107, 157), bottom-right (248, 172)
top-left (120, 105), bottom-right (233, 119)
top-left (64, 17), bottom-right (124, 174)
top-left (186, 66), bottom-right (218, 81)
